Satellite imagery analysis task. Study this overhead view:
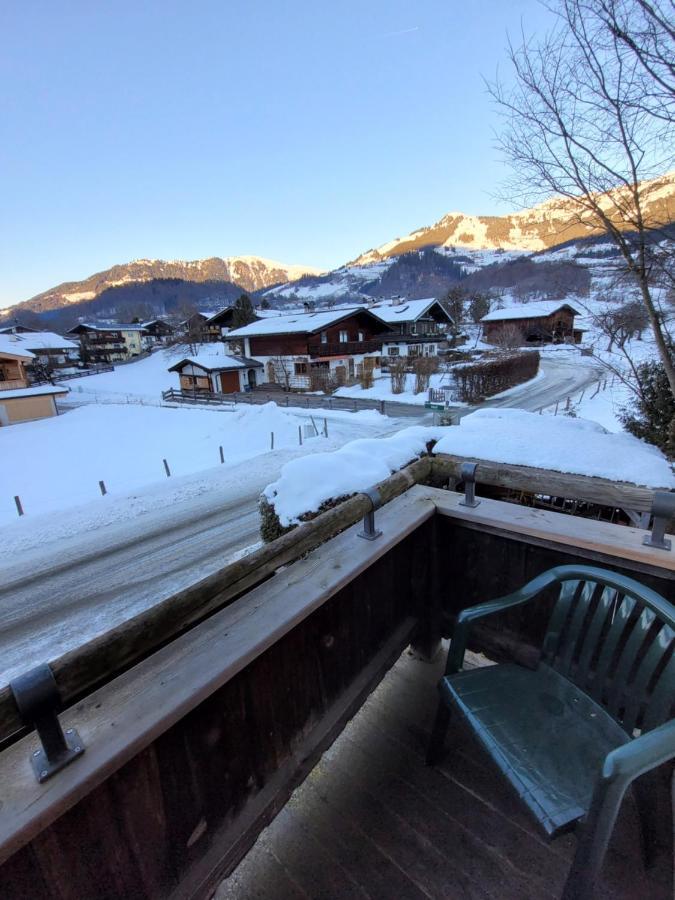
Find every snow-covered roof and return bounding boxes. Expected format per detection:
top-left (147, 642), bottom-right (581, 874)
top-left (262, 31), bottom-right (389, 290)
top-left (2, 331), bottom-right (78, 351)
top-left (0, 384), bottom-right (68, 399)
top-left (167, 343), bottom-right (263, 372)
top-left (227, 307), bottom-right (377, 337)
top-left (481, 302), bottom-right (580, 322)
top-left (0, 335), bottom-right (35, 359)
top-left (368, 298), bottom-right (452, 325)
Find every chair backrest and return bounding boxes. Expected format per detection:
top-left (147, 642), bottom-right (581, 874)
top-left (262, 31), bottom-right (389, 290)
top-left (540, 566), bottom-right (675, 735)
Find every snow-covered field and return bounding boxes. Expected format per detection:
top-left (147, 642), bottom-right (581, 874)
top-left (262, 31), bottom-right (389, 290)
top-left (59, 347), bottom-right (182, 402)
top-left (0, 401), bottom-right (393, 529)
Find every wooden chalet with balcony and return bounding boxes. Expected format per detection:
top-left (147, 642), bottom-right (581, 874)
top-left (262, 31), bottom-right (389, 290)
top-left (0, 336), bottom-right (68, 424)
top-left (0, 452), bottom-right (672, 899)
top-left (481, 301), bottom-right (584, 345)
top-left (68, 323), bottom-right (147, 363)
top-left (226, 307), bottom-right (390, 388)
top-left (370, 297), bottom-right (454, 361)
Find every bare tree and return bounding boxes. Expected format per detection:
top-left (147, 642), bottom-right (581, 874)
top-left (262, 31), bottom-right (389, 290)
top-left (489, 0), bottom-right (675, 398)
top-left (492, 323), bottom-right (525, 349)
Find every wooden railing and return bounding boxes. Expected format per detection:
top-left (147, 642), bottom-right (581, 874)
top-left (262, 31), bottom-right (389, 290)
top-left (0, 462), bottom-right (672, 898)
top-left (309, 339), bottom-right (382, 357)
top-left (0, 380), bottom-right (28, 391)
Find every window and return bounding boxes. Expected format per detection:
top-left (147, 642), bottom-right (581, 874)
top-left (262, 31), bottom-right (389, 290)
top-left (294, 362), bottom-right (308, 375)
top-left (357, 330), bottom-right (365, 341)
top-left (410, 324), bottom-right (417, 335)
top-left (320, 331), bottom-right (328, 344)
top-left (339, 330), bottom-right (348, 342)
top-left (388, 347), bottom-right (400, 356)
top-left (424, 345), bottom-right (436, 356)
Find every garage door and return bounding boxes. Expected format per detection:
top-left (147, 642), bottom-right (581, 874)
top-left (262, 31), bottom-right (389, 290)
top-left (220, 371), bottom-right (240, 393)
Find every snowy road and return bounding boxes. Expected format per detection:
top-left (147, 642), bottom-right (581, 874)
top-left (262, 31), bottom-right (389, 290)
top-left (477, 355), bottom-right (601, 414)
top-left (0, 355), bottom-right (599, 686)
top-left (0, 413), bottom-right (415, 686)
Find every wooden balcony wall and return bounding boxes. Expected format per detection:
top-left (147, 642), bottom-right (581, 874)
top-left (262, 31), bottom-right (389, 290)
top-left (0, 475), bottom-right (672, 899)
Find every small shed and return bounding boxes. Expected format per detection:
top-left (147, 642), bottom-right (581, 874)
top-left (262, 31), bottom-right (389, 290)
top-left (168, 346), bottom-right (263, 394)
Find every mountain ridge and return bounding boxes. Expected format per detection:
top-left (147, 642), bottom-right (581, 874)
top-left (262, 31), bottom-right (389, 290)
top-left (350, 172), bottom-right (675, 264)
top-left (4, 256), bottom-right (324, 317)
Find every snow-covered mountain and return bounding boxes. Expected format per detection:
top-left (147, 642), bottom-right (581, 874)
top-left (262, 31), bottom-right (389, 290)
top-left (14, 256), bottom-right (324, 315)
top-left (351, 172), bottom-right (675, 264)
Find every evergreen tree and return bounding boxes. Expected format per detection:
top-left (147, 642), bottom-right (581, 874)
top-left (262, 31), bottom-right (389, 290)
top-left (260, 296), bottom-right (271, 309)
top-left (620, 361), bottom-right (675, 458)
top-left (232, 294), bottom-right (256, 329)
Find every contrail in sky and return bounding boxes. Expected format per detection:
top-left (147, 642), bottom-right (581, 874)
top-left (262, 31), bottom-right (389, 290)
top-left (380, 26), bottom-right (419, 38)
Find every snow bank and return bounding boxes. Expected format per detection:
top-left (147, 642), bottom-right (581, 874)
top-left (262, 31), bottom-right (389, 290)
top-left (264, 426), bottom-right (446, 525)
top-left (434, 408), bottom-right (674, 488)
top-left (0, 402), bottom-right (322, 524)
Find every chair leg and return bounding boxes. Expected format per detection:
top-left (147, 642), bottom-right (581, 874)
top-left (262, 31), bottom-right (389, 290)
top-left (633, 775), bottom-right (658, 869)
top-left (561, 776), bottom-right (627, 900)
top-left (426, 700), bottom-right (451, 766)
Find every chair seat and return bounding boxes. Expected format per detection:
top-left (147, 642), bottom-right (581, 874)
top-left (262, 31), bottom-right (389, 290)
top-left (440, 662), bottom-right (630, 837)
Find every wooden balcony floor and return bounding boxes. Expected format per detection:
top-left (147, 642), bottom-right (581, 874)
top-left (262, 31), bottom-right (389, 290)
top-left (216, 648), bottom-right (672, 900)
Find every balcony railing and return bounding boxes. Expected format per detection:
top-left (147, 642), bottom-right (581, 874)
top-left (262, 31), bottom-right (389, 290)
top-left (309, 339), bottom-right (382, 357)
top-left (0, 461), bottom-right (671, 899)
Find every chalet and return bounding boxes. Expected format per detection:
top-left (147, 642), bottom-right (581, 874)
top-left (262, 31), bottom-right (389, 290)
top-left (0, 336), bottom-right (68, 424)
top-left (68, 323), bottom-right (147, 363)
top-left (369, 297), bottom-right (453, 360)
top-left (225, 308), bottom-right (389, 389)
top-left (167, 345), bottom-right (263, 394)
top-left (481, 301), bottom-right (584, 345)
top-left (140, 319), bottom-right (174, 346)
top-left (0, 331), bottom-right (81, 373)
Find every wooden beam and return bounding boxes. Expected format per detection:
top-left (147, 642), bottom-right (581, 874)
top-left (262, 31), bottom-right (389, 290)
top-left (0, 457), bottom-right (432, 747)
top-left (0, 491), bottom-right (435, 866)
top-left (431, 454), bottom-right (662, 513)
top-left (418, 485), bottom-right (675, 575)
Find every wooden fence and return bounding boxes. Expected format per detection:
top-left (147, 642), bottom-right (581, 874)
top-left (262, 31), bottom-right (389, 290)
top-left (161, 387), bottom-right (388, 413)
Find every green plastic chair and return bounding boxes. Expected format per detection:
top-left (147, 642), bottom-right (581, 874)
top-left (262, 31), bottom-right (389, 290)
top-left (426, 564), bottom-right (675, 900)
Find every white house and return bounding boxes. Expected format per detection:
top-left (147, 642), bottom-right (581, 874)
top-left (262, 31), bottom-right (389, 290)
top-left (368, 298), bottom-right (453, 360)
top-left (167, 344), bottom-right (263, 394)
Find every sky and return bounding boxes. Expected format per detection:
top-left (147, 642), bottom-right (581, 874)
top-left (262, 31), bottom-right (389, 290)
top-left (0, 0), bottom-right (557, 307)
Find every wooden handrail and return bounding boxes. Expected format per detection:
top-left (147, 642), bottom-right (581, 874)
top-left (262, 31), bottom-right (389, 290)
top-left (0, 458), bottom-right (432, 747)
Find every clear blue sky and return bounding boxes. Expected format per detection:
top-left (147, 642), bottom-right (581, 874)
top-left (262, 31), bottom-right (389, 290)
top-left (0, 0), bottom-right (555, 306)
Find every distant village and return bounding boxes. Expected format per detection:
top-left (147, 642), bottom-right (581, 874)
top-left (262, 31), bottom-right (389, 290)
top-left (0, 297), bottom-right (584, 426)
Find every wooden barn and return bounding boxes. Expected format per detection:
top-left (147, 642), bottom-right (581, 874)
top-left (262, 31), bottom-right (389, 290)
top-left (481, 301), bottom-right (583, 345)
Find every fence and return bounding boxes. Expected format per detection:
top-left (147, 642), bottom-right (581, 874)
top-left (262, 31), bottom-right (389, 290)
top-left (161, 387), bottom-right (388, 414)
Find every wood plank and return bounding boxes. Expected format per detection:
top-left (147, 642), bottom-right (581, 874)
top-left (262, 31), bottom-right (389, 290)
top-left (0, 488), bottom-right (433, 867)
top-left (415, 485), bottom-right (675, 574)
top-left (168, 617), bottom-right (417, 900)
top-left (0, 457), bottom-right (433, 746)
top-left (431, 454), bottom-right (665, 512)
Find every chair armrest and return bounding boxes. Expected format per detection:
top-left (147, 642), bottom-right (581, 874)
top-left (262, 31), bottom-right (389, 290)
top-left (602, 719), bottom-right (675, 784)
top-left (445, 569), bottom-right (561, 674)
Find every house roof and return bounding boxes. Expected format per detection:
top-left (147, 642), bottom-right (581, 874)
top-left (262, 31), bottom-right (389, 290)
top-left (167, 344), bottom-right (263, 373)
top-left (3, 331), bottom-right (79, 351)
top-left (0, 384), bottom-right (69, 399)
top-left (368, 298), bottom-right (453, 325)
top-left (481, 302), bottom-right (581, 323)
top-left (68, 323), bottom-right (148, 334)
top-left (227, 307), bottom-right (386, 338)
top-left (0, 335), bottom-right (35, 360)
